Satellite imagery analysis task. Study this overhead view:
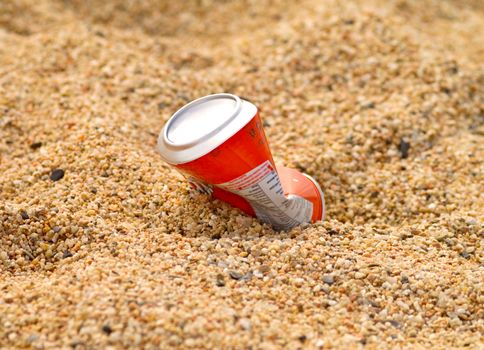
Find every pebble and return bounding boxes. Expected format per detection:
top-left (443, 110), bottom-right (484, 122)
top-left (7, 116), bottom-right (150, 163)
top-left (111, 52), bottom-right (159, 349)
top-left (215, 274), bottom-right (225, 287)
top-left (26, 334), bottom-right (39, 343)
top-left (399, 139), bottom-right (411, 159)
top-left (50, 169), bottom-right (65, 181)
top-left (0, 251), bottom-right (8, 261)
top-left (62, 251), bottom-right (73, 259)
top-left (30, 142), bottom-right (42, 150)
top-left (102, 325), bottom-right (113, 335)
top-left (229, 271), bottom-right (244, 280)
top-left (322, 274), bottom-right (335, 285)
top-left (239, 318), bottom-right (251, 331)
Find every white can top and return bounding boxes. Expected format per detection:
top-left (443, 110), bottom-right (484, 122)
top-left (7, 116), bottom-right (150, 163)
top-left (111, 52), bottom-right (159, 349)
top-left (157, 93), bottom-right (257, 164)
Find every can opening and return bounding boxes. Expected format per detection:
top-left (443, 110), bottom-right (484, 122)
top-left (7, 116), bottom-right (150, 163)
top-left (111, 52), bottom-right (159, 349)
top-left (165, 93), bottom-right (241, 148)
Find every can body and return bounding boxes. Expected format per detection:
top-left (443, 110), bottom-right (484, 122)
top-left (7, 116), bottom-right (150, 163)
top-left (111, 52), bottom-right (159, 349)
top-left (157, 93), bottom-right (325, 230)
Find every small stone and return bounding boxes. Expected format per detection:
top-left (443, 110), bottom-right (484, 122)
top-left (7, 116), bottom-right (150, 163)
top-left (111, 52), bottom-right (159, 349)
top-left (63, 251), bottom-right (73, 259)
top-left (50, 169), bottom-right (65, 181)
top-left (361, 101), bottom-right (375, 109)
top-left (293, 277), bottom-right (305, 287)
top-left (322, 274), bottom-right (335, 285)
top-left (211, 233), bottom-right (221, 240)
top-left (26, 334), bottom-right (39, 343)
top-left (239, 318), bottom-right (251, 331)
top-left (102, 325), bottom-right (113, 335)
top-left (30, 142), bottom-right (42, 150)
top-left (399, 139), bottom-right (410, 159)
top-left (229, 271), bottom-right (243, 280)
top-left (0, 251), bottom-right (8, 261)
top-left (216, 274), bottom-right (225, 287)
top-left (70, 340), bottom-right (84, 348)
top-left (242, 271), bottom-right (253, 281)
top-left (254, 270), bottom-right (264, 278)
top-left (4, 294), bottom-right (14, 303)
top-left (20, 210), bottom-right (29, 220)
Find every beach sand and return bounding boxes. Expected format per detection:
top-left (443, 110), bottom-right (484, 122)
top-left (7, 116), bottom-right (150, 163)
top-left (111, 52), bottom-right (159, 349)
top-left (0, 0), bottom-right (483, 348)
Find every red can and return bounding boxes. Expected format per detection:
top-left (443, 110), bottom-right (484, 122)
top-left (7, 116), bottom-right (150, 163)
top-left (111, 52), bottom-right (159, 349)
top-left (157, 93), bottom-right (325, 230)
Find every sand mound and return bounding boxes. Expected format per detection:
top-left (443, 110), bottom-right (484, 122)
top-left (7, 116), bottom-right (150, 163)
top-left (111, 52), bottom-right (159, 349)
top-left (1, 0), bottom-right (482, 348)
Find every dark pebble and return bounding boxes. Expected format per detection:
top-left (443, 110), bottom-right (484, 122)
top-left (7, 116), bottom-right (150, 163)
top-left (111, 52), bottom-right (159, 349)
top-left (441, 87), bottom-right (451, 95)
top-left (53, 226), bottom-right (61, 233)
top-left (229, 271), bottom-right (243, 280)
top-left (63, 251), bottom-right (73, 259)
top-left (216, 274), bottom-right (225, 287)
top-left (298, 335), bottom-right (307, 343)
top-left (400, 275), bottom-right (410, 284)
top-left (460, 251), bottom-right (470, 259)
top-left (50, 169), bottom-right (65, 181)
top-left (158, 102), bottom-right (166, 110)
top-left (30, 142), bottom-right (42, 150)
top-left (399, 139), bottom-right (410, 159)
top-left (102, 325), bottom-right (113, 335)
top-left (20, 210), bottom-right (29, 220)
top-left (389, 320), bottom-right (401, 328)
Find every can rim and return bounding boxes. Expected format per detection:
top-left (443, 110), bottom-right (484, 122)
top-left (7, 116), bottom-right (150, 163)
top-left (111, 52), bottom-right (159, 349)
top-left (302, 173), bottom-right (326, 221)
top-left (163, 93), bottom-right (242, 149)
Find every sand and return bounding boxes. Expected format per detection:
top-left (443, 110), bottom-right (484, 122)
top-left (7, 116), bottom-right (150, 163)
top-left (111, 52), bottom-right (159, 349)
top-left (0, 0), bottom-right (483, 348)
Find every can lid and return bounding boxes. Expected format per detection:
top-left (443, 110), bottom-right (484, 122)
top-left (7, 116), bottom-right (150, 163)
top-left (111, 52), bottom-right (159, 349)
top-left (158, 93), bottom-right (256, 164)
